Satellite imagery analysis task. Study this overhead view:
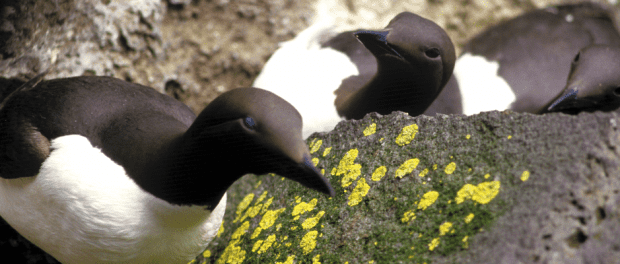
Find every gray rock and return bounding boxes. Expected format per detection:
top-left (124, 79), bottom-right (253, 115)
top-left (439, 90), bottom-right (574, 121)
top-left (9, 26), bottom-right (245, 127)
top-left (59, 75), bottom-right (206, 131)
top-left (0, 0), bottom-right (164, 79)
top-left (202, 110), bottom-right (620, 264)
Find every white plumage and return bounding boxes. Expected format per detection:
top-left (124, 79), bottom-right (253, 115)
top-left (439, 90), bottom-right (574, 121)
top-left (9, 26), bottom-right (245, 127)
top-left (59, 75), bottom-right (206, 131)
top-left (0, 135), bottom-right (227, 264)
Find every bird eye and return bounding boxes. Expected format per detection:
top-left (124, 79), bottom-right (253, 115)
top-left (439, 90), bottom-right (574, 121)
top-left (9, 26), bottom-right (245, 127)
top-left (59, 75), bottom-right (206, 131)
top-left (244, 117), bottom-right (256, 129)
top-left (573, 52), bottom-right (580, 63)
top-left (614, 86), bottom-right (620, 97)
top-left (425, 48), bottom-right (440, 59)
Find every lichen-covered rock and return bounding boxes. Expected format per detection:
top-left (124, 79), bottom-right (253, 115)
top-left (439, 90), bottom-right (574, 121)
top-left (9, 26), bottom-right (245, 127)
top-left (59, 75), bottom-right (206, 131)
top-left (203, 110), bottom-right (620, 264)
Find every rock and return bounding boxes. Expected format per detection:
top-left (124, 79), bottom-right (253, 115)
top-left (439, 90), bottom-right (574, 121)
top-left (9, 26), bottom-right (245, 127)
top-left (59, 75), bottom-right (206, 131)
top-left (0, 0), bottom-right (164, 79)
top-left (201, 110), bottom-right (620, 264)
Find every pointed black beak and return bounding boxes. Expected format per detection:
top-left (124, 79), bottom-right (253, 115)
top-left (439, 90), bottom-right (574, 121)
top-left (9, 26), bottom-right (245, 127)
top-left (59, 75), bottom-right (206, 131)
top-left (275, 154), bottom-right (335, 197)
top-left (354, 30), bottom-right (403, 58)
top-left (541, 88), bottom-right (580, 113)
top-left (541, 84), bottom-right (615, 114)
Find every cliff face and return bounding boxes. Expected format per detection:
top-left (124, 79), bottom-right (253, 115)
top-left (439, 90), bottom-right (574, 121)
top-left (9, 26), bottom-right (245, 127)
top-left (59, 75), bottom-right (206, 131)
top-left (204, 110), bottom-right (620, 264)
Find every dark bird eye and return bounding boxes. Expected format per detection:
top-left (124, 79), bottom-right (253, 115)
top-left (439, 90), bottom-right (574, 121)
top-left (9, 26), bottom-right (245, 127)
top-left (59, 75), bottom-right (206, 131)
top-left (573, 52), bottom-right (580, 63)
top-left (614, 86), bottom-right (620, 97)
top-left (244, 117), bottom-right (256, 129)
top-left (425, 48), bottom-right (440, 58)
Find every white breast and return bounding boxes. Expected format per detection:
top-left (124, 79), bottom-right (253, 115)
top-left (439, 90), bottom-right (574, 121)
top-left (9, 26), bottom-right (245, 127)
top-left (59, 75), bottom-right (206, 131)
top-left (454, 53), bottom-right (517, 115)
top-left (253, 21), bottom-right (359, 139)
top-left (0, 135), bottom-right (226, 264)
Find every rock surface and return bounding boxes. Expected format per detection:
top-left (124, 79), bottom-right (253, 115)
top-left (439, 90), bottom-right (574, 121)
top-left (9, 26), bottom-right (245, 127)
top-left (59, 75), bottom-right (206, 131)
top-left (203, 110), bottom-right (620, 264)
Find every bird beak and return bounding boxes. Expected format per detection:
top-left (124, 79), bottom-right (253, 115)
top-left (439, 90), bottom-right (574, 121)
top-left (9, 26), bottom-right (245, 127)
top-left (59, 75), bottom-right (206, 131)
top-left (260, 135), bottom-right (335, 197)
top-left (354, 30), bottom-right (403, 59)
top-left (277, 154), bottom-right (335, 197)
top-left (541, 87), bottom-right (580, 113)
top-left (542, 84), bottom-right (611, 114)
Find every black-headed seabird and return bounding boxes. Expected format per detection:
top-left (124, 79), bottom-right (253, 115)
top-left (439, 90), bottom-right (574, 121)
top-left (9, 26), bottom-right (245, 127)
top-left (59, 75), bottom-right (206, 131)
top-left (253, 12), bottom-right (456, 138)
top-left (0, 73), bottom-right (334, 264)
top-left (448, 3), bottom-right (620, 115)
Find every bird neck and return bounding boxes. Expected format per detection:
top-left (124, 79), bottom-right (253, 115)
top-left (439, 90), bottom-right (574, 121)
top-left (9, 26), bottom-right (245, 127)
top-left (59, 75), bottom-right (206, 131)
top-left (139, 122), bottom-right (251, 209)
top-left (339, 56), bottom-right (440, 119)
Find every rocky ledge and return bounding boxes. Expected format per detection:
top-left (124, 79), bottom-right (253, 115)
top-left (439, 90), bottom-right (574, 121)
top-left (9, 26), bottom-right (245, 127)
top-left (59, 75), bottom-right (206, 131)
top-left (202, 110), bottom-right (620, 264)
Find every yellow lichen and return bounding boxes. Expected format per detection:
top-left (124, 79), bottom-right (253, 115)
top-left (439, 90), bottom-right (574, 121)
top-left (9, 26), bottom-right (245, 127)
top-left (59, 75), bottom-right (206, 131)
top-left (256, 191), bottom-right (268, 203)
top-left (455, 181), bottom-right (501, 204)
top-left (292, 198), bottom-right (317, 218)
top-left (418, 168), bottom-right (429, 177)
top-left (216, 239), bottom-right (245, 264)
top-left (301, 230), bottom-right (319, 255)
top-left (260, 208), bottom-right (286, 229)
top-left (275, 255), bottom-right (295, 264)
top-left (231, 221), bottom-right (250, 240)
top-left (302, 211), bottom-right (325, 230)
top-left (462, 236), bottom-right (469, 249)
top-left (395, 158), bottom-right (420, 178)
top-left (251, 227), bottom-right (262, 239)
top-left (257, 234), bottom-right (277, 254)
top-left (310, 139), bottom-right (322, 154)
top-left (395, 124), bottom-right (419, 146)
top-left (233, 193), bottom-right (255, 223)
top-left (348, 178), bottom-right (370, 206)
top-left (203, 250), bottom-right (211, 258)
top-left (260, 197), bottom-right (274, 214)
top-left (428, 238), bottom-right (440, 251)
top-left (439, 222), bottom-right (453, 236)
top-left (330, 167), bottom-right (336, 175)
top-left (254, 180), bottom-right (262, 189)
top-left (401, 209), bottom-right (416, 223)
top-left (240, 204), bottom-right (263, 222)
top-left (445, 162), bottom-right (456, 174)
top-left (418, 191), bottom-right (439, 210)
top-left (521, 170), bottom-right (530, 181)
top-left (312, 254), bottom-right (321, 264)
top-left (433, 164), bottom-right (438, 170)
top-left (472, 181), bottom-right (501, 204)
top-left (252, 239), bottom-right (263, 252)
top-left (335, 149), bottom-right (362, 187)
top-left (363, 123), bottom-right (377, 136)
top-left (371, 166), bottom-right (387, 181)
top-left (323, 147), bottom-right (332, 157)
top-left (466, 134), bottom-right (471, 139)
top-left (465, 213), bottom-right (475, 223)
top-left (321, 169), bottom-right (325, 175)
top-left (484, 173), bottom-right (490, 179)
top-left (217, 221), bottom-right (225, 237)
top-left (312, 157), bottom-right (319, 167)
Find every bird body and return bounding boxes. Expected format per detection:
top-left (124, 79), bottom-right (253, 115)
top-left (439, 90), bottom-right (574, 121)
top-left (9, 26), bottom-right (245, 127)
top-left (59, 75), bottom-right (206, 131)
top-left (1, 135), bottom-right (227, 263)
top-left (0, 74), bottom-right (334, 263)
top-left (254, 12), bottom-right (456, 138)
top-left (450, 3), bottom-right (620, 115)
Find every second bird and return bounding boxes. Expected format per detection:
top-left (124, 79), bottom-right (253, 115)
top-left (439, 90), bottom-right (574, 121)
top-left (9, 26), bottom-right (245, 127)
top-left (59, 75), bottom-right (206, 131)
top-left (253, 12), bottom-right (456, 138)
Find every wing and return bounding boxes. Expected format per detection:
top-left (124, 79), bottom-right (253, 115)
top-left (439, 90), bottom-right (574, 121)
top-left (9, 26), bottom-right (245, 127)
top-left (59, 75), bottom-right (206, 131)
top-left (0, 76), bottom-right (196, 178)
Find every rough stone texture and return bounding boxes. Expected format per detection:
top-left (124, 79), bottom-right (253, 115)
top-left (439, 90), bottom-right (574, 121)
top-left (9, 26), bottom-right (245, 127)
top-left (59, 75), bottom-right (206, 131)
top-left (203, 111), bottom-right (620, 264)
